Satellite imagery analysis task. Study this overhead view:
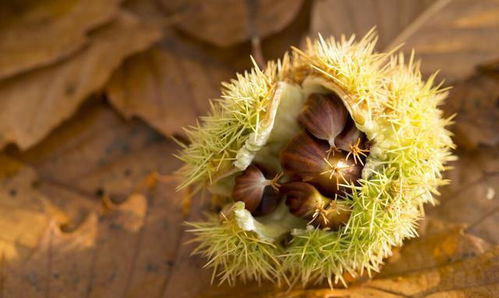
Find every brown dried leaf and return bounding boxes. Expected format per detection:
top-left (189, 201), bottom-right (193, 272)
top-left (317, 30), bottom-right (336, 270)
top-left (105, 0), bottom-right (312, 137)
top-left (380, 224), bottom-right (491, 277)
top-left (427, 147), bottom-right (499, 244)
top-left (443, 73), bottom-right (499, 149)
top-left (3, 101), bottom-right (191, 296)
top-left (105, 35), bottom-right (234, 136)
top-left (3, 215), bottom-right (98, 297)
top-left (0, 155), bottom-right (61, 262)
top-left (0, 11), bottom-right (161, 151)
top-left (163, 0), bottom-right (304, 47)
top-left (310, 0), bottom-right (499, 81)
top-left (478, 58), bottom-right (499, 78)
top-left (0, 0), bottom-right (121, 80)
top-left (399, 0), bottom-right (499, 81)
top-left (12, 100), bottom-right (180, 213)
top-left (310, 0), bottom-right (435, 50)
top-left (360, 247), bottom-right (499, 297)
top-left (162, 191), bottom-right (214, 298)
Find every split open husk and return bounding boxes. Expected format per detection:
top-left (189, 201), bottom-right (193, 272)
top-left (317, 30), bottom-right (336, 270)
top-left (178, 31), bottom-right (455, 287)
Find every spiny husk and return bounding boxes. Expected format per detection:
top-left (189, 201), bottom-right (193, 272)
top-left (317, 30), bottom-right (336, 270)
top-left (186, 214), bottom-right (282, 286)
top-left (176, 56), bottom-right (291, 189)
top-left (179, 30), bottom-right (455, 287)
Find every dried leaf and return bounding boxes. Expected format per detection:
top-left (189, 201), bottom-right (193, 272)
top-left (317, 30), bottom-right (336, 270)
top-left (106, 0), bottom-right (312, 137)
top-left (12, 100), bottom-right (180, 212)
top-left (162, 191), bottom-right (215, 298)
top-left (105, 35), bottom-right (234, 136)
top-left (163, 0), bottom-right (304, 47)
top-left (360, 247), bottom-right (499, 297)
top-left (310, 0), bottom-right (499, 81)
top-left (400, 0), bottom-right (499, 81)
top-left (3, 215), bottom-right (98, 297)
top-left (428, 147), bottom-right (499, 244)
top-left (478, 58), bottom-right (499, 78)
top-left (443, 73), bottom-right (499, 149)
top-left (0, 155), bottom-right (60, 261)
top-left (380, 224), bottom-right (491, 277)
top-left (3, 101), bottom-right (190, 296)
top-left (0, 11), bottom-right (161, 151)
top-left (310, 0), bottom-right (435, 50)
top-left (0, 0), bottom-right (121, 79)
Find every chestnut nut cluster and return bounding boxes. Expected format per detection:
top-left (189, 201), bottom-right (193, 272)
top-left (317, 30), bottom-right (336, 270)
top-left (232, 93), bottom-right (369, 229)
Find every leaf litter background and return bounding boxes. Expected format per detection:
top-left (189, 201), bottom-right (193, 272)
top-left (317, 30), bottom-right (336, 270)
top-left (0, 0), bottom-right (498, 297)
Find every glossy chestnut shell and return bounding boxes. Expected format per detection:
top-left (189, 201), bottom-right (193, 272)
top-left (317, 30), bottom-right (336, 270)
top-left (280, 132), bottom-right (362, 196)
top-left (282, 182), bottom-right (351, 229)
top-left (298, 93), bottom-right (348, 147)
top-left (232, 165), bottom-right (281, 216)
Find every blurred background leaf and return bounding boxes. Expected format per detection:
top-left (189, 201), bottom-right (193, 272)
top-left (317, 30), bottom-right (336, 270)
top-left (0, 0), bottom-right (121, 79)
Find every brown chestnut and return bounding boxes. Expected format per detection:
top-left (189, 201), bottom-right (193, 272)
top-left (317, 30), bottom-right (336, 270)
top-left (232, 165), bottom-right (282, 216)
top-left (280, 133), bottom-right (362, 196)
top-left (282, 182), bottom-right (351, 230)
top-left (298, 93), bottom-right (348, 148)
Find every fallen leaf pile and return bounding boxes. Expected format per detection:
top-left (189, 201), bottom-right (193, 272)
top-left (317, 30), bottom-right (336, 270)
top-left (0, 0), bottom-right (497, 297)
